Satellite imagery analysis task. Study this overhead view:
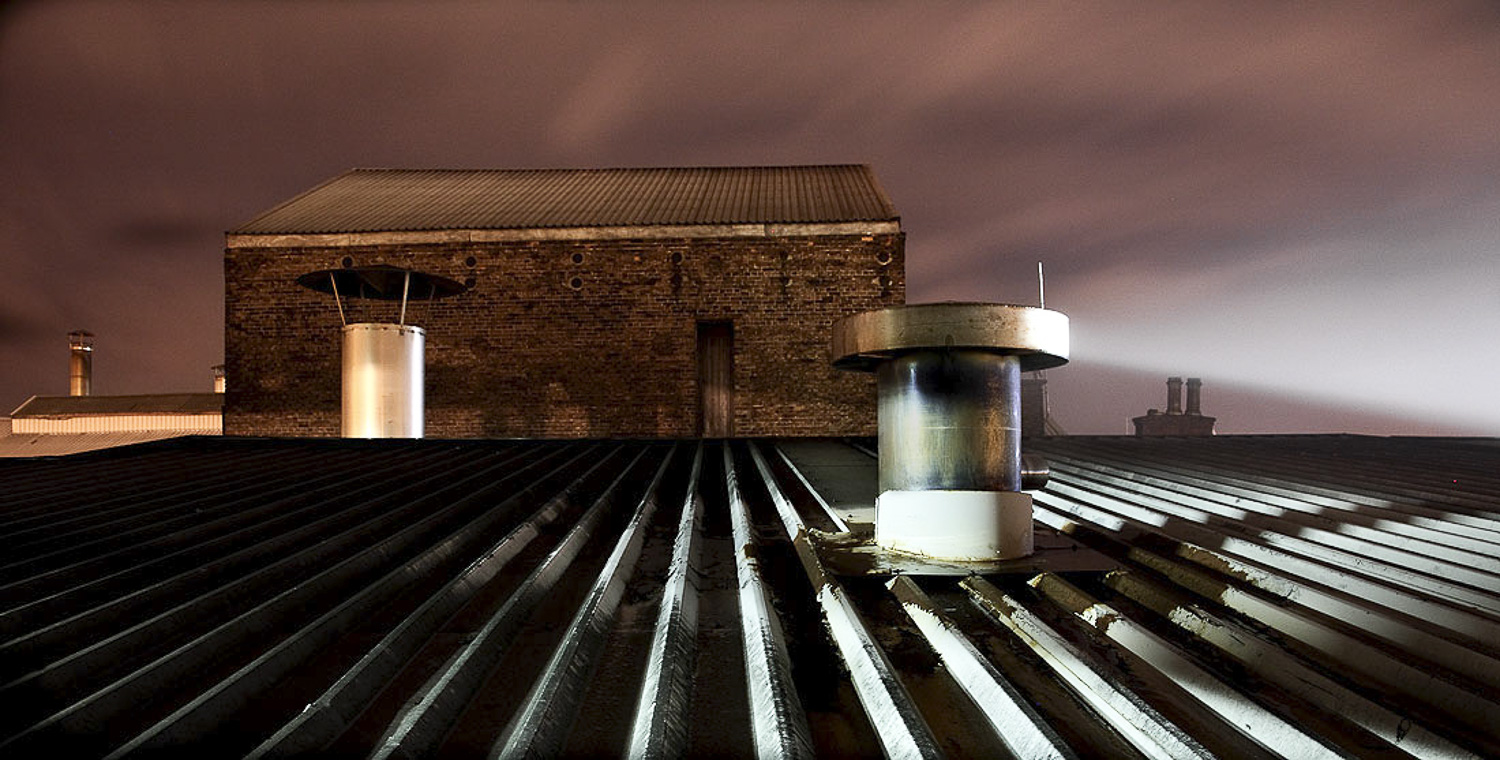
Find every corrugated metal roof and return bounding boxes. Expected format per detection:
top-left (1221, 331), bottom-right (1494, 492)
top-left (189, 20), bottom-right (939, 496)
top-left (11, 394), bottom-right (224, 418)
top-left (0, 430), bottom-right (215, 458)
top-left (232, 166), bottom-right (900, 234)
top-left (0, 434), bottom-right (1497, 758)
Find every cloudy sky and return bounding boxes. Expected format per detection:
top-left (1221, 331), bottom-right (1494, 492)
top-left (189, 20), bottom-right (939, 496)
top-left (3, 1), bottom-right (1498, 435)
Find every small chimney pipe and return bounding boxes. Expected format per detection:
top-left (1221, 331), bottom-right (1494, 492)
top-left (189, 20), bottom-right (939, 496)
top-left (212, 364), bottom-right (226, 394)
top-left (68, 330), bottom-right (93, 397)
top-left (1186, 377), bottom-right (1202, 415)
top-left (1166, 376), bottom-right (1183, 415)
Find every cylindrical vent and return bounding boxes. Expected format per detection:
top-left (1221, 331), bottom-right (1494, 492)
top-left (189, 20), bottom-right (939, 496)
top-left (68, 330), bottom-right (93, 397)
top-left (877, 350), bottom-right (1021, 493)
top-left (1186, 377), bottom-right (1202, 415)
top-left (831, 303), bottom-right (1069, 562)
top-left (212, 364), bottom-right (226, 394)
top-left (342, 323), bottom-right (424, 438)
top-left (1166, 376), bottom-right (1183, 415)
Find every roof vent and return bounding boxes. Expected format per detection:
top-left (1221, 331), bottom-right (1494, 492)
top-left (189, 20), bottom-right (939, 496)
top-left (832, 302), bottom-right (1069, 560)
top-left (296, 266), bottom-right (465, 438)
top-left (68, 330), bottom-right (94, 397)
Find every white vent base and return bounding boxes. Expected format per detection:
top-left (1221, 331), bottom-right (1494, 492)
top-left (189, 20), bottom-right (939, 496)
top-left (875, 490), bottom-right (1034, 561)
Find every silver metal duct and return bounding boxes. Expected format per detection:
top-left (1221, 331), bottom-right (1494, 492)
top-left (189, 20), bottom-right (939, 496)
top-left (876, 350), bottom-right (1021, 493)
top-left (68, 331), bottom-right (93, 397)
top-left (832, 302), bottom-right (1069, 561)
top-left (296, 266), bottom-right (464, 440)
top-left (342, 323), bottom-right (424, 439)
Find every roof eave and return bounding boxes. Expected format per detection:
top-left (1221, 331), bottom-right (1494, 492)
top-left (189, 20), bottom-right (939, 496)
top-left (225, 220), bottom-right (902, 249)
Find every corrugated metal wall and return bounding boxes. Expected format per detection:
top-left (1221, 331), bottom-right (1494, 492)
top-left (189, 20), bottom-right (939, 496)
top-left (10, 414), bottom-right (222, 435)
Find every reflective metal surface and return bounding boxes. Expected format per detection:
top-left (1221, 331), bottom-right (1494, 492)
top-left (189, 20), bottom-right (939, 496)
top-left (341, 323), bottom-right (424, 439)
top-left (833, 302), bottom-right (1071, 562)
top-left (830, 302), bottom-right (1068, 372)
top-left (876, 350), bottom-right (1021, 492)
top-left (3, 436), bottom-right (1499, 757)
top-left (1020, 453), bottom-right (1050, 491)
top-left (67, 331), bottom-right (93, 397)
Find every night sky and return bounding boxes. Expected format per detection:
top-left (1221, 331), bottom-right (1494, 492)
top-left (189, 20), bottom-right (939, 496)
top-left (3, 1), bottom-right (1498, 435)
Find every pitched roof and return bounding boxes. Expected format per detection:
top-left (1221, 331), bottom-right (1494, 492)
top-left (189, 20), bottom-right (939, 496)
top-left (10, 393), bottom-right (224, 417)
top-left (232, 165), bottom-right (900, 234)
top-left (0, 430), bottom-right (212, 458)
top-left (1, 435), bottom-right (1496, 757)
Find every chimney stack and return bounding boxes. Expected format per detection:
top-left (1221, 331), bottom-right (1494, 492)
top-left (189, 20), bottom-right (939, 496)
top-left (68, 330), bottom-right (93, 396)
top-left (212, 364), bottom-right (226, 394)
top-left (1166, 376), bottom-right (1183, 415)
top-left (1186, 377), bottom-right (1202, 415)
top-left (1133, 376), bottom-right (1216, 435)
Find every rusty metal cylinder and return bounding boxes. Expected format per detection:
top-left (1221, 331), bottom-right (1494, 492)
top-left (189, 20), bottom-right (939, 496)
top-left (876, 350), bottom-right (1021, 493)
top-left (342, 323), bottom-right (424, 439)
top-left (68, 331), bottom-right (93, 397)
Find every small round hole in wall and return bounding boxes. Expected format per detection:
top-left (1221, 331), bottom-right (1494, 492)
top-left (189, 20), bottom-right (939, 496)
top-left (341, 257), bottom-right (354, 268)
top-left (464, 276), bottom-right (477, 289)
top-left (875, 250), bottom-right (892, 266)
top-left (571, 252), bottom-right (584, 264)
top-left (568, 276), bottom-right (584, 290)
top-left (670, 251), bottom-right (684, 264)
top-left (465, 256), bottom-right (477, 268)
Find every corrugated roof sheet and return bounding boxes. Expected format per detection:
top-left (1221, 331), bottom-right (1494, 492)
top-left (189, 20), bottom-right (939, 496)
top-left (0, 430), bottom-right (213, 458)
top-left (231, 166), bottom-right (900, 234)
top-left (1, 434), bottom-right (1497, 758)
top-left (10, 394), bottom-right (224, 418)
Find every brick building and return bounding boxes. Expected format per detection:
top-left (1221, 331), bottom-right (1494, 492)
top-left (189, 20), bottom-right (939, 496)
top-left (224, 166), bottom-right (904, 438)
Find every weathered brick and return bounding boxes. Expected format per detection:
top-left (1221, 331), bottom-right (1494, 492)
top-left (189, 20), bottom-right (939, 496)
top-left (224, 234), bottom-right (904, 438)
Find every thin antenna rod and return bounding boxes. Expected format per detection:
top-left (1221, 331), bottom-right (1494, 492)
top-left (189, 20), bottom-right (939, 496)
top-left (330, 273), bottom-right (348, 326)
top-left (1037, 261), bottom-right (1046, 310)
top-left (399, 269), bottom-right (411, 326)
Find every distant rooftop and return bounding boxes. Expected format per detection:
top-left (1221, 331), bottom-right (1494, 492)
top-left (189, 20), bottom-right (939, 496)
top-left (11, 393), bottom-right (224, 417)
top-left (232, 165), bottom-right (900, 235)
top-left (0, 430), bottom-right (215, 458)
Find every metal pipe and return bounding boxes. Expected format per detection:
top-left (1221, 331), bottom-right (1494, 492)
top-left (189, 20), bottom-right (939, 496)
top-left (876, 350), bottom-right (1021, 493)
top-left (342, 323), bottom-right (424, 438)
top-left (831, 303), bottom-right (1069, 561)
top-left (330, 275), bottom-right (348, 326)
top-left (399, 270), bottom-right (410, 326)
top-left (1019, 453), bottom-right (1050, 491)
top-left (68, 331), bottom-right (93, 397)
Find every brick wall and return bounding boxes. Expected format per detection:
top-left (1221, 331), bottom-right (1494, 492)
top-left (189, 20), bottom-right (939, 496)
top-left (224, 233), bottom-right (904, 438)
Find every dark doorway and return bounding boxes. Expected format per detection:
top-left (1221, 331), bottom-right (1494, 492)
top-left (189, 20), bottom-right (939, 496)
top-left (697, 321), bottom-right (734, 437)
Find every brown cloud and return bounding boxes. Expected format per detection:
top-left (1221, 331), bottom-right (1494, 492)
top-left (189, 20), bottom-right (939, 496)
top-left (3, 1), bottom-right (1499, 430)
